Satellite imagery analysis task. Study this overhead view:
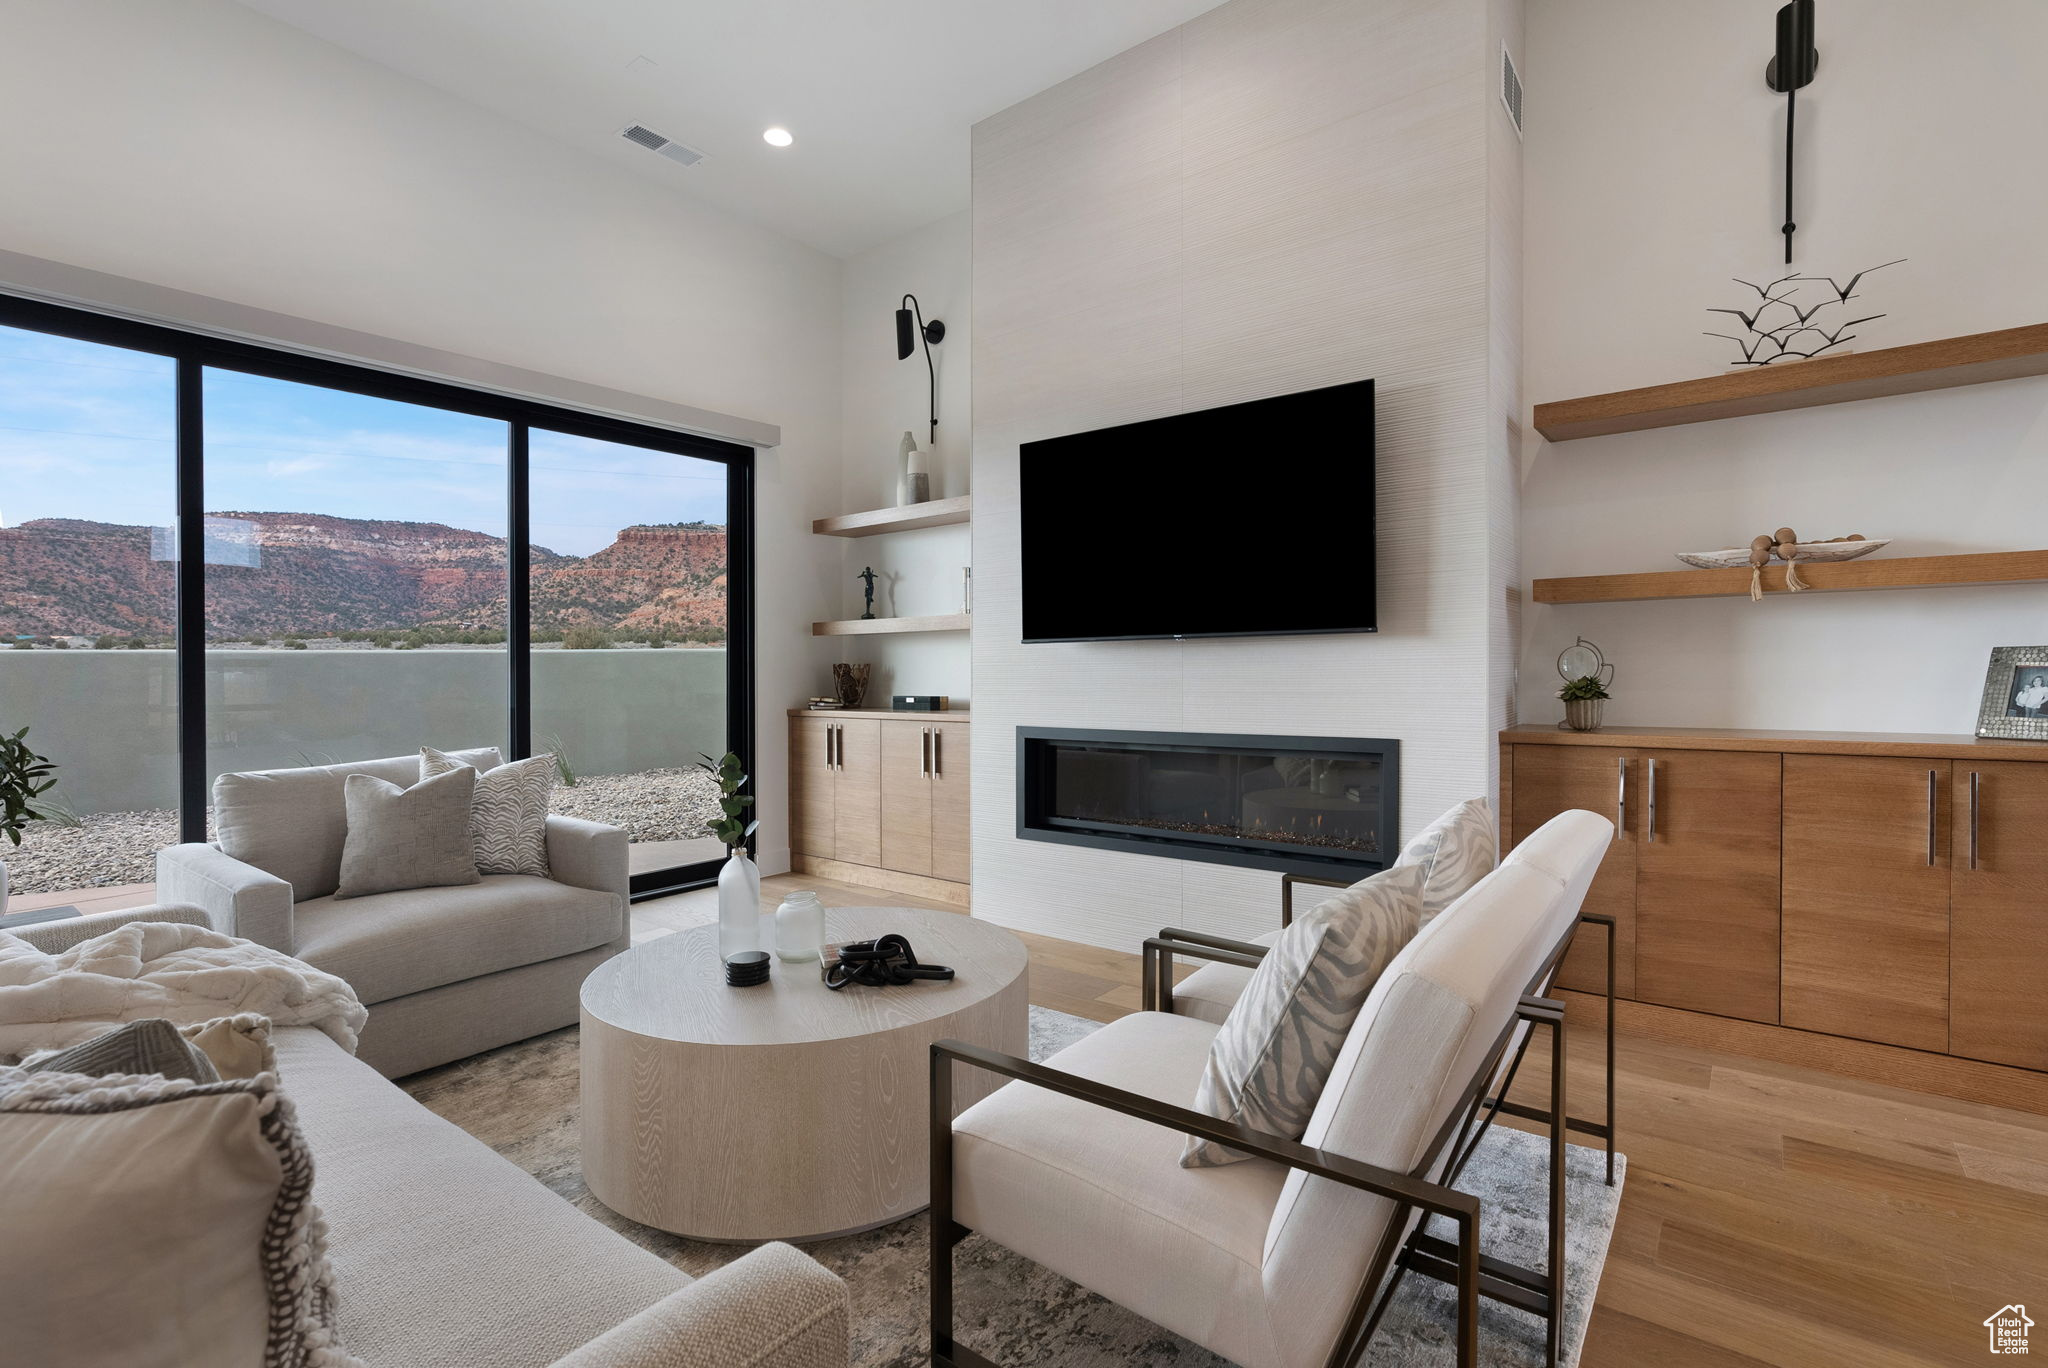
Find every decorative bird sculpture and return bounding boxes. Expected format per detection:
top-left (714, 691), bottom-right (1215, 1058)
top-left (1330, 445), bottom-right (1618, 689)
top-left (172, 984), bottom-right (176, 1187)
top-left (1793, 258), bottom-right (1906, 304)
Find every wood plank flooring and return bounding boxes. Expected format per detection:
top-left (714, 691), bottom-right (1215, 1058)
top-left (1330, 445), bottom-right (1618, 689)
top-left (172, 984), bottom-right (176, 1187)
top-left (38, 869), bottom-right (2044, 1364)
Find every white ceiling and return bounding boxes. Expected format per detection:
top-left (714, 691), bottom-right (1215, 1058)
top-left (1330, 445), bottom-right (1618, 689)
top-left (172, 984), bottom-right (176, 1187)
top-left (238, 0), bottom-right (1227, 258)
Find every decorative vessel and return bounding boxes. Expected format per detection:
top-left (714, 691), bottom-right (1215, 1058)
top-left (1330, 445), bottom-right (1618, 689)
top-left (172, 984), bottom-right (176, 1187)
top-left (1676, 536), bottom-right (1890, 569)
top-left (717, 848), bottom-right (762, 961)
top-left (773, 889), bottom-right (826, 963)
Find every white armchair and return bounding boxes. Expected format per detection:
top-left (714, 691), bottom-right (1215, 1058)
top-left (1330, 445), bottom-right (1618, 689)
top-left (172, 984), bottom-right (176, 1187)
top-left (930, 811), bottom-right (1613, 1368)
top-left (157, 749), bottom-right (630, 1077)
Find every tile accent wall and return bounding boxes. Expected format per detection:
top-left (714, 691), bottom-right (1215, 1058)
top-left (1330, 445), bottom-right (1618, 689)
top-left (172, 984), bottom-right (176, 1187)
top-left (970, 0), bottom-right (1522, 950)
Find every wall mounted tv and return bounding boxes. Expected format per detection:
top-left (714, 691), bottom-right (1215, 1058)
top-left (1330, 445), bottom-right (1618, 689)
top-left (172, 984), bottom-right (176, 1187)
top-left (1019, 379), bottom-right (1376, 643)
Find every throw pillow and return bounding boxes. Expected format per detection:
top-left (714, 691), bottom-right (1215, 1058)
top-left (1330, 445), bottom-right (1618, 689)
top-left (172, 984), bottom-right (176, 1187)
top-left (334, 767), bottom-right (480, 900)
top-left (1183, 861), bottom-right (1426, 1168)
top-left (420, 745), bottom-right (554, 877)
top-left (22, 1018), bottom-right (220, 1083)
top-left (1394, 796), bottom-right (1496, 922)
top-left (0, 1066), bottom-right (366, 1368)
top-left (184, 1014), bottom-right (277, 1081)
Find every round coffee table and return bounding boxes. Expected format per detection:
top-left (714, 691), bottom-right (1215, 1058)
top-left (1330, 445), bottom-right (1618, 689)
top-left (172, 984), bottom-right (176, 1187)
top-left (579, 905), bottom-right (1029, 1242)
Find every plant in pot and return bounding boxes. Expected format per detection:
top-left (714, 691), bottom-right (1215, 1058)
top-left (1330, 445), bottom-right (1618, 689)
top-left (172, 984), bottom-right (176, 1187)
top-left (0, 726), bottom-right (59, 917)
top-left (697, 751), bottom-right (760, 961)
top-left (1558, 675), bottom-right (1611, 733)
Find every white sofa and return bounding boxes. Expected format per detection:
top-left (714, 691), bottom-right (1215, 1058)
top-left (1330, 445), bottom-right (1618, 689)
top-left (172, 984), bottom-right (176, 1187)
top-left (158, 749), bottom-right (629, 1077)
top-left (11, 903), bottom-right (851, 1368)
top-left (930, 809), bottom-right (1613, 1368)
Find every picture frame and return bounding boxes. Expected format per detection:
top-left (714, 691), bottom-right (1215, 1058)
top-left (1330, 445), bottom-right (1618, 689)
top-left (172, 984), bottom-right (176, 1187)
top-left (1974, 645), bottom-right (2048, 741)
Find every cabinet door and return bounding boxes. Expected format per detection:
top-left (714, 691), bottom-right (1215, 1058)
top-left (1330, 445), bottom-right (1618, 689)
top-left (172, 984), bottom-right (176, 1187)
top-left (1509, 745), bottom-right (1636, 998)
top-left (789, 716), bottom-right (836, 859)
top-left (1951, 761), bottom-right (2048, 1069)
top-left (930, 722), bottom-right (972, 883)
top-left (1634, 750), bottom-right (1782, 1023)
top-left (1782, 755), bottom-right (1950, 1052)
top-left (880, 721), bottom-right (934, 876)
top-left (833, 719), bottom-right (883, 868)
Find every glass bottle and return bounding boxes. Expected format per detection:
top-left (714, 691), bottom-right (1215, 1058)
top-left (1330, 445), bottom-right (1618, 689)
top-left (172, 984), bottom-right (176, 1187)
top-left (774, 889), bottom-right (826, 963)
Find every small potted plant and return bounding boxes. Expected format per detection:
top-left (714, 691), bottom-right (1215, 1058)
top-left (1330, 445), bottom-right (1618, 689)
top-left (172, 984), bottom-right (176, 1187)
top-left (697, 751), bottom-right (760, 961)
top-left (1558, 674), bottom-right (1611, 733)
top-left (0, 726), bottom-right (59, 917)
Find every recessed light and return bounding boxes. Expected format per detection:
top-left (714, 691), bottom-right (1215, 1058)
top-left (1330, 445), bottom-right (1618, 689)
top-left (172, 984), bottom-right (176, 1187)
top-left (762, 127), bottom-right (794, 148)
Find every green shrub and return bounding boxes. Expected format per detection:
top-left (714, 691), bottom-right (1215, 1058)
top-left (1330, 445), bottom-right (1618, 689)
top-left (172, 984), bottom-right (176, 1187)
top-left (562, 625), bottom-right (614, 651)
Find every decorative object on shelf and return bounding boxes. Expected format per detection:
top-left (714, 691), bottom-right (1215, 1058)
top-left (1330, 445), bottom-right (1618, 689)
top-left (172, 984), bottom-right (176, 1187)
top-left (857, 565), bottom-right (878, 620)
top-left (891, 695), bottom-right (949, 712)
top-left (1556, 637), bottom-right (1614, 732)
top-left (821, 933), bottom-right (955, 990)
top-left (698, 750), bottom-right (761, 962)
top-left (806, 696), bottom-right (845, 711)
top-left (1704, 260), bottom-right (1902, 368)
top-left (773, 889), bottom-right (827, 963)
top-left (1676, 534), bottom-right (1887, 570)
top-left (723, 949), bottom-right (771, 988)
top-left (0, 726), bottom-right (58, 918)
top-left (1764, 0), bottom-right (1818, 263)
top-left (1974, 645), bottom-right (2048, 741)
top-left (896, 431), bottom-right (931, 506)
top-left (831, 662), bottom-right (870, 709)
top-left (895, 294), bottom-right (945, 444)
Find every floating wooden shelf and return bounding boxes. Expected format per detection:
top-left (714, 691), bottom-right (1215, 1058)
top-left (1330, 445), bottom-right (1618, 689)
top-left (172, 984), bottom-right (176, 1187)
top-left (811, 614), bottom-right (972, 637)
top-left (1533, 550), bottom-right (2048, 605)
top-left (1534, 322), bottom-right (2048, 442)
top-left (812, 495), bottom-right (971, 537)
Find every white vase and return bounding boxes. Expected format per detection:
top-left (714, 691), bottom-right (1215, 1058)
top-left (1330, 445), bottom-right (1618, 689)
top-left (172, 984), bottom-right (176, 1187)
top-left (897, 430), bottom-right (930, 506)
top-left (716, 848), bottom-right (761, 960)
top-left (774, 889), bottom-right (826, 963)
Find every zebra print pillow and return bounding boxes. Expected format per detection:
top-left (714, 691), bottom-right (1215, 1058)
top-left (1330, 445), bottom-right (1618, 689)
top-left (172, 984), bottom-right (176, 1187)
top-left (1182, 862), bottom-right (1426, 1168)
top-left (1394, 796), bottom-right (1496, 922)
top-left (420, 746), bottom-right (554, 877)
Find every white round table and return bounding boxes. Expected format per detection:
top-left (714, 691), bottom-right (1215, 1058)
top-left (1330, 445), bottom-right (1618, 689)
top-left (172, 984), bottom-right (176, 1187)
top-left (579, 905), bottom-right (1029, 1242)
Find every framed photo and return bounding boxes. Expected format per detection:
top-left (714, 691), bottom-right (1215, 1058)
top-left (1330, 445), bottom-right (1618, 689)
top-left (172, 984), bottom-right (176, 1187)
top-left (1976, 645), bottom-right (2048, 740)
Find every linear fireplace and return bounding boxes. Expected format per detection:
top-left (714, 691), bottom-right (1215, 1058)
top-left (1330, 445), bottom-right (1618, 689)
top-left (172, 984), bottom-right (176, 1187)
top-left (1017, 728), bottom-right (1399, 878)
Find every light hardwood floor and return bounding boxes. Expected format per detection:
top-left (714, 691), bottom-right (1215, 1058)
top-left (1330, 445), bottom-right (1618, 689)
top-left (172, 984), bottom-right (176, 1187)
top-left (33, 869), bottom-right (2043, 1364)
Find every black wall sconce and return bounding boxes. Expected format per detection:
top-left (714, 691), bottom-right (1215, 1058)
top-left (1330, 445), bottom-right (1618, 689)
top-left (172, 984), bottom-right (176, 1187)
top-left (895, 294), bottom-right (945, 444)
top-left (1766, 0), bottom-right (1818, 264)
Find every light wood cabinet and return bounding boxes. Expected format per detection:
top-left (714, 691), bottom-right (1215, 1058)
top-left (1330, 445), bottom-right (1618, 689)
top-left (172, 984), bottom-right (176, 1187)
top-left (1634, 749), bottom-right (1782, 1024)
top-left (789, 710), bottom-right (970, 901)
top-left (1508, 745), bottom-right (1636, 998)
top-left (1950, 761), bottom-right (2048, 1069)
top-left (1504, 725), bottom-right (2048, 1073)
top-left (1782, 756), bottom-right (1952, 1052)
top-left (931, 721), bottom-right (971, 883)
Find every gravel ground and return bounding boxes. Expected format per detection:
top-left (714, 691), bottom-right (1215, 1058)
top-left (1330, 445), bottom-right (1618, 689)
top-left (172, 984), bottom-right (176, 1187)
top-left (2, 766), bottom-right (724, 897)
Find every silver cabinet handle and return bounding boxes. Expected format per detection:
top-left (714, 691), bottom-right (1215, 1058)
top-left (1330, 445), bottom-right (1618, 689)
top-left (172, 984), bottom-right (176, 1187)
top-left (1615, 755), bottom-right (1626, 840)
top-left (1969, 770), bottom-right (1981, 871)
top-left (933, 728), bottom-right (943, 778)
top-left (1926, 768), bottom-right (1938, 867)
top-left (1646, 757), bottom-right (1658, 844)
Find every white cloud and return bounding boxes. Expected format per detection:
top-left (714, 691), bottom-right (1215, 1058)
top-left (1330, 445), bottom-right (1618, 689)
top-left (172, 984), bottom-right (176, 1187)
top-left (265, 456), bottom-right (327, 478)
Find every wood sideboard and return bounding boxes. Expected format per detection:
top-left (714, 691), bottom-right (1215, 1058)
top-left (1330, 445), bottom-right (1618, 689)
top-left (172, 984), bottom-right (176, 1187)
top-left (1501, 726), bottom-right (2048, 1074)
top-left (789, 709), bottom-right (969, 906)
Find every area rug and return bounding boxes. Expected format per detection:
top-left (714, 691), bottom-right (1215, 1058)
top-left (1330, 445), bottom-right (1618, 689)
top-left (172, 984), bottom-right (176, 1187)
top-left (400, 1007), bottom-right (1624, 1367)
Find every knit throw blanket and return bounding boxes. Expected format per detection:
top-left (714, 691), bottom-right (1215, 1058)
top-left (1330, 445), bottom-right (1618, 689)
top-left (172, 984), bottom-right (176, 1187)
top-left (0, 921), bottom-right (366, 1062)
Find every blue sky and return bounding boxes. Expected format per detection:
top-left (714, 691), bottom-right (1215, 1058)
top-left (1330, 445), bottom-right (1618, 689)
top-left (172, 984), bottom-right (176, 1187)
top-left (0, 324), bottom-right (726, 558)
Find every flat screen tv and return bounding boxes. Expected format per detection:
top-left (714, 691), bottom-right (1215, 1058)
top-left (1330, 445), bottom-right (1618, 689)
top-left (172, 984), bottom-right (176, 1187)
top-left (1019, 379), bottom-right (1375, 643)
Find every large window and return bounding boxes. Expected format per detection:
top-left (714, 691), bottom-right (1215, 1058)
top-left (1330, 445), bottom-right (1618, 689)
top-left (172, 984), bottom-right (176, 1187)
top-left (0, 297), bottom-right (752, 903)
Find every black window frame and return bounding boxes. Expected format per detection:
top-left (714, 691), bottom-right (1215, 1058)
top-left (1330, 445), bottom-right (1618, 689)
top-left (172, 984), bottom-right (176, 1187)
top-left (0, 291), bottom-right (755, 902)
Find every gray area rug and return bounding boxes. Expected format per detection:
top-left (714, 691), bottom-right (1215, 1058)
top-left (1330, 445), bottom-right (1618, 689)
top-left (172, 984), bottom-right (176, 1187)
top-left (401, 1007), bottom-right (1624, 1367)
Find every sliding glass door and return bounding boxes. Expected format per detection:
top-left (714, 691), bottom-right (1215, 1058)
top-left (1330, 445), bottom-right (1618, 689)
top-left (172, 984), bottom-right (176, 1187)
top-left (0, 324), bottom-right (179, 896)
top-left (528, 429), bottom-right (733, 885)
top-left (0, 295), bottom-right (752, 905)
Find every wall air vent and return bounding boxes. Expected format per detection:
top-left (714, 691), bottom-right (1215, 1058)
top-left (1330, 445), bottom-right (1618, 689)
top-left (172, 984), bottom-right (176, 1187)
top-left (1500, 43), bottom-right (1523, 137)
top-left (620, 124), bottom-right (707, 167)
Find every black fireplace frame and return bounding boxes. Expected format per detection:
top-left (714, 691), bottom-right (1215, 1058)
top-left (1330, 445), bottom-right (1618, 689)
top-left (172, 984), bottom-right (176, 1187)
top-left (1015, 727), bottom-right (1401, 879)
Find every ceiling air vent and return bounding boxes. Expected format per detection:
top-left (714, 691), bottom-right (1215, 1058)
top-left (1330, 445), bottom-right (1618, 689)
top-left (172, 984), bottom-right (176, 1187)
top-left (1499, 43), bottom-right (1523, 137)
top-left (620, 124), bottom-right (707, 167)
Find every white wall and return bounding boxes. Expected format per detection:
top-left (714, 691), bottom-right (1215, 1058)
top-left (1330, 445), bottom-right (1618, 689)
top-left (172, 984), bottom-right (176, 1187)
top-left (0, 0), bottom-right (848, 871)
top-left (833, 212), bottom-right (974, 704)
top-left (970, 0), bottom-right (1522, 951)
top-left (1520, 0), bottom-right (2048, 733)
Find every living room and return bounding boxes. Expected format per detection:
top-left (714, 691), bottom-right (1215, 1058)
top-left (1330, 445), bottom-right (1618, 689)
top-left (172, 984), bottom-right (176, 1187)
top-left (1, 0), bottom-right (2043, 1365)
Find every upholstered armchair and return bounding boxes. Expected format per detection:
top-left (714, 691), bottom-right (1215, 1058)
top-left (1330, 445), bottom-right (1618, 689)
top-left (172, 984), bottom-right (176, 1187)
top-left (929, 811), bottom-right (1613, 1368)
top-left (157, 749), bottom-right (629, 1077)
